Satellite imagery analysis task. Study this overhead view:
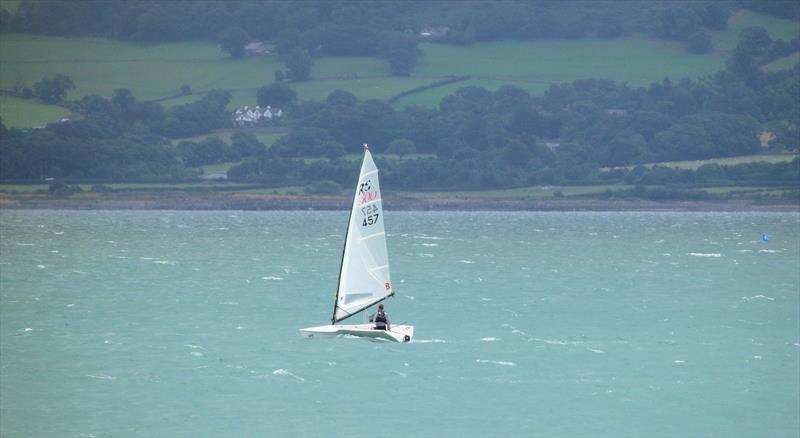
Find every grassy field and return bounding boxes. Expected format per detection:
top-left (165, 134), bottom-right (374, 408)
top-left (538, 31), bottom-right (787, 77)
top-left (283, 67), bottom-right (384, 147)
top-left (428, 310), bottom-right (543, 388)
top-left (0, 0), bottom-right (19, 13)
top-left (171, 131), bottom-right (285, 146)
top-left (1, 9), bottom-right (797, 126)
top-left (646, 154), bottom-right (798, 170)
top-left (763, 52), bottom-right (800, 72)
top-left (0, 95), bottom-right (71, 128)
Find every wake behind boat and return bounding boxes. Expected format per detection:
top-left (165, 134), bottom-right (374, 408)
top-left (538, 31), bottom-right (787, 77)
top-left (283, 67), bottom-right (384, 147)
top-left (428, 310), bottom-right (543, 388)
top-left (300, 144), bottom-right (415, 343)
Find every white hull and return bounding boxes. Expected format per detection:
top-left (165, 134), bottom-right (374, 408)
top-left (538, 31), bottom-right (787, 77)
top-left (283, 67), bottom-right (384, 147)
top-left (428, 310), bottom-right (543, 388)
top-left (300, 323), bottom-right (415, 343)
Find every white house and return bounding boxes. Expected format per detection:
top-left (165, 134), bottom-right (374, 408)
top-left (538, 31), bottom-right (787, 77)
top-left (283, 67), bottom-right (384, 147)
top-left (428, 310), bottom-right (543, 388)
top-left (232, 105), bottom-right (283, 127)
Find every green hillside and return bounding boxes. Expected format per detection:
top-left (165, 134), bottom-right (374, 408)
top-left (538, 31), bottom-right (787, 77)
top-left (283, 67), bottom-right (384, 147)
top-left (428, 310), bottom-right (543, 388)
top-left (0, 9), bottom-right (797, 127)
top-left (0, 96), bottom-right (70, 128)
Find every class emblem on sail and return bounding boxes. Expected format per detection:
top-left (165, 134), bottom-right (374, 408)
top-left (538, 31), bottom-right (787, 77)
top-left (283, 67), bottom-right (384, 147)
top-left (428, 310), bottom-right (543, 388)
top-left (300, 144), bottom-right (415, 342)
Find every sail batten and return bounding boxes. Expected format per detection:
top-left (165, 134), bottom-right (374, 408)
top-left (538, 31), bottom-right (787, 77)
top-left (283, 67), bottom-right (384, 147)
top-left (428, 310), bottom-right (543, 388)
top-left (333, 149), bottom-right (394, 322)
top-left (360, 232), bottom-right (385, 241)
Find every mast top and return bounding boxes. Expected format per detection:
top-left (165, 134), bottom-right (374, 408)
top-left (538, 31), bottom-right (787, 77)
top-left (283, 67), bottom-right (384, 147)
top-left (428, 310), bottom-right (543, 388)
top-left (363, 143), bottom-right (369, 151)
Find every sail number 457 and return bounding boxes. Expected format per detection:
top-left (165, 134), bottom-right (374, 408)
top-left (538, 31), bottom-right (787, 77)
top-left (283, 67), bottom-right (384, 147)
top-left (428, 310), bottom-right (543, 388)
top-left (361, 204), bottom-right (379, 227)
top-left (362, 213), bottom-right (379, 227)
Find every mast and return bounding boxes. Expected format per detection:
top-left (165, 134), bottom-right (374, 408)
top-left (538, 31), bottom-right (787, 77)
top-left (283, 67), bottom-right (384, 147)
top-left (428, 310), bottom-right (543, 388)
top-left (330, 144), bottom-right (369, 324)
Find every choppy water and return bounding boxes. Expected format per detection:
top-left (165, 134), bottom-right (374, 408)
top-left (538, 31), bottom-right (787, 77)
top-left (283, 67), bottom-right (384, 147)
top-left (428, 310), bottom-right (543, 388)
top-left (1, 210), bottom-right (798, 437)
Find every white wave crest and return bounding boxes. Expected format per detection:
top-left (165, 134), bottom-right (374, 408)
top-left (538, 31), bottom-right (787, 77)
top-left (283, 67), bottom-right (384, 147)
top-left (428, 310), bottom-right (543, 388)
top-left (758, 249), bottom-right (778, 253)
top-left (742, 294), bottom-right (775, 301)
top-left (86, 374), bottom-right (117, 380)
top-left (262, 276), bottom-right (284, 280)
top-left (481, 337), bottom-right (501, 342)
top-left (412, 339), bottom-right (446, 344)
top-left (458, 260), bottom-right (476, 264)
top-left (476, 359), bottom-right (516, 366)
top-left (688, 252), bottom-right (722, 258)
top-left (273, 368), bottom-right (305, 381)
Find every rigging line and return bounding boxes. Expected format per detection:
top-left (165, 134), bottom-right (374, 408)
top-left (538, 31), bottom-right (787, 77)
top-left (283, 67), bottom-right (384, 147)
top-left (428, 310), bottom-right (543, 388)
top-left (362, 169), bottom-right (378, 177)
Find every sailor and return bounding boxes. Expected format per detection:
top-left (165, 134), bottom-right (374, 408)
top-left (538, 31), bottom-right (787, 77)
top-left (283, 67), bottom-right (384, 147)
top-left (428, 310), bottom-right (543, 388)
top-left (373, 304), bottom-right (390, 330)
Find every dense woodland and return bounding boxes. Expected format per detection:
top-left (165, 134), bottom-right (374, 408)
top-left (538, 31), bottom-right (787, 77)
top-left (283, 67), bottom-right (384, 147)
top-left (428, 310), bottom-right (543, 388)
top-left (0, 0), bottom-right (798, 199)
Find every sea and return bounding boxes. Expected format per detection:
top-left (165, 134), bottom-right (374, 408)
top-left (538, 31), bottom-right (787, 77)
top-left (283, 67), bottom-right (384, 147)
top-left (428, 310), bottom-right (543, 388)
top-left (1, 210), bottom-right (798, 438)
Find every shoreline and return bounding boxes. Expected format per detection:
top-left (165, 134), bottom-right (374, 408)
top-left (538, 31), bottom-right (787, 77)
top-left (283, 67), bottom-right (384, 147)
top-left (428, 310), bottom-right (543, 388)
top-left (1, 193), bottom-right (798, 212)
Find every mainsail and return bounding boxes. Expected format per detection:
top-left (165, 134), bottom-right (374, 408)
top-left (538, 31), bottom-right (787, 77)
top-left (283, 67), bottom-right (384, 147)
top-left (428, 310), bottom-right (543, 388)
top-left (332, 145), bottom-right (393, 323)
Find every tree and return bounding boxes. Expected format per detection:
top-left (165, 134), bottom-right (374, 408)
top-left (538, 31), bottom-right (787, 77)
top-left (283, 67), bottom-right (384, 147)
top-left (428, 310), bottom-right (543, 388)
top-left (274, 70), bottom-right (284, 82)
top-left (285, 49), bottom-right (312, 81)
top-left (219, 27), bottom-right (249, 59)
top-left (326, 90), bottom-right (357, 107)
top-left (112, 88), bottom-right (136, 110)
top-left (256, 83), bottom-right (297, 108)
top-left (387, 139), bottom-right (416, 158)
top-left (386, 48), bottom-right (417, 76)
top-left (701, 3), bottom-right (729, 30)
top-left (180, 84), bottom-right (192, 95)
top-left (33, 74), bottom-right (75, 103)
top-left (738, 26), bottom-right (772, 56)
top-left (231, 131), bottom-right (266, 157)
top-left (314, 140), bottom-right (346, 159)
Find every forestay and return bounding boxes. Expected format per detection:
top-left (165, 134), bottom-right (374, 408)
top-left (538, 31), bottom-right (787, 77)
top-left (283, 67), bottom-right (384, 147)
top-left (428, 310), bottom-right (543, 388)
top-left (332, 147), bottom-right (393, 323)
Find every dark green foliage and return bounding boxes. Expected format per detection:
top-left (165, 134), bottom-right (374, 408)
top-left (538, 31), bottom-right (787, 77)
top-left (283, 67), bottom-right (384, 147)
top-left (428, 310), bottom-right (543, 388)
top-left (219, 27), bottom-right (249, 59)
top-left (177, 137), bottom-right (235, 167)
top-left (314, 141), bottom-right (346, 160)
top-left (230, 131), bottom-right (266, 158)
top-left (33, 74), bottom-right (75, 103)
top-left (160, 90), bottom-right (231, 138)
top-left (257, 83), bottom-right (297, 108)
top-left (646, 5), bottom-right (701, 41)
top-left (284, 49), bottom-right (312, 82)
top-left (326, 90), bottom-right (357, 107)
top-left (386, 139), bottom-right (416, 158)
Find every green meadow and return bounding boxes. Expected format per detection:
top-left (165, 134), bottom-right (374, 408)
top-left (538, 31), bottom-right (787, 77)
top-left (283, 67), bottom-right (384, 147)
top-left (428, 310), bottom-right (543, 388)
top-left (0, 10), bottom-right (797, 126)
top-left (647, 154), bottom-right (799, 170)
top-left (0, 95), bottom-right (71, 128)
top-left (170, 131), bottom-right (284, 146)
top-left (0, 0), bottom-right (19, 13)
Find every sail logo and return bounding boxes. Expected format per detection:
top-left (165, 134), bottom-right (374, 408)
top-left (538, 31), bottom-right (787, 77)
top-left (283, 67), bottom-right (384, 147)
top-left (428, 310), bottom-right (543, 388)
top-left (360, 190), bottom-right (377, 205)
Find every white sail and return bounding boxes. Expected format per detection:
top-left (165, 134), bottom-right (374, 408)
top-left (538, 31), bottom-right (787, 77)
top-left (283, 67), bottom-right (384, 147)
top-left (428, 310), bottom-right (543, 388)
top-left (333, 147), bottom-right (393, 323)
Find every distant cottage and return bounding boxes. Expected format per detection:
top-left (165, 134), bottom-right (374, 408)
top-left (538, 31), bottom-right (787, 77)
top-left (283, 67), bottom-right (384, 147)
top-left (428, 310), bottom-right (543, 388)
top-left (232, 105), bottom-right (283, 127)
top-left (244, 42), bottom-right (271, 56)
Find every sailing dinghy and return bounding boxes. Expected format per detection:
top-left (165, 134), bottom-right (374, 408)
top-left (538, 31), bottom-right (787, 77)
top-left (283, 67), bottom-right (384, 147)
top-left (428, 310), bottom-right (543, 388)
top-left (300, 144), bottom-right (415, 343)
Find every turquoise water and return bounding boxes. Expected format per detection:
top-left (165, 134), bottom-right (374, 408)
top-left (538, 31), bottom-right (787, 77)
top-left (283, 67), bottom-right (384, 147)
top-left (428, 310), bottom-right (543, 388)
top-left (1, 210), bottom-right (799, 437)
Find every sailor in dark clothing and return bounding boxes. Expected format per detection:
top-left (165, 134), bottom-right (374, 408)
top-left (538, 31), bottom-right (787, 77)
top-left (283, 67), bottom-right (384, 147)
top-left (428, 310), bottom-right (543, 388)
top-left (373, 303), bottom-right (390, 330)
